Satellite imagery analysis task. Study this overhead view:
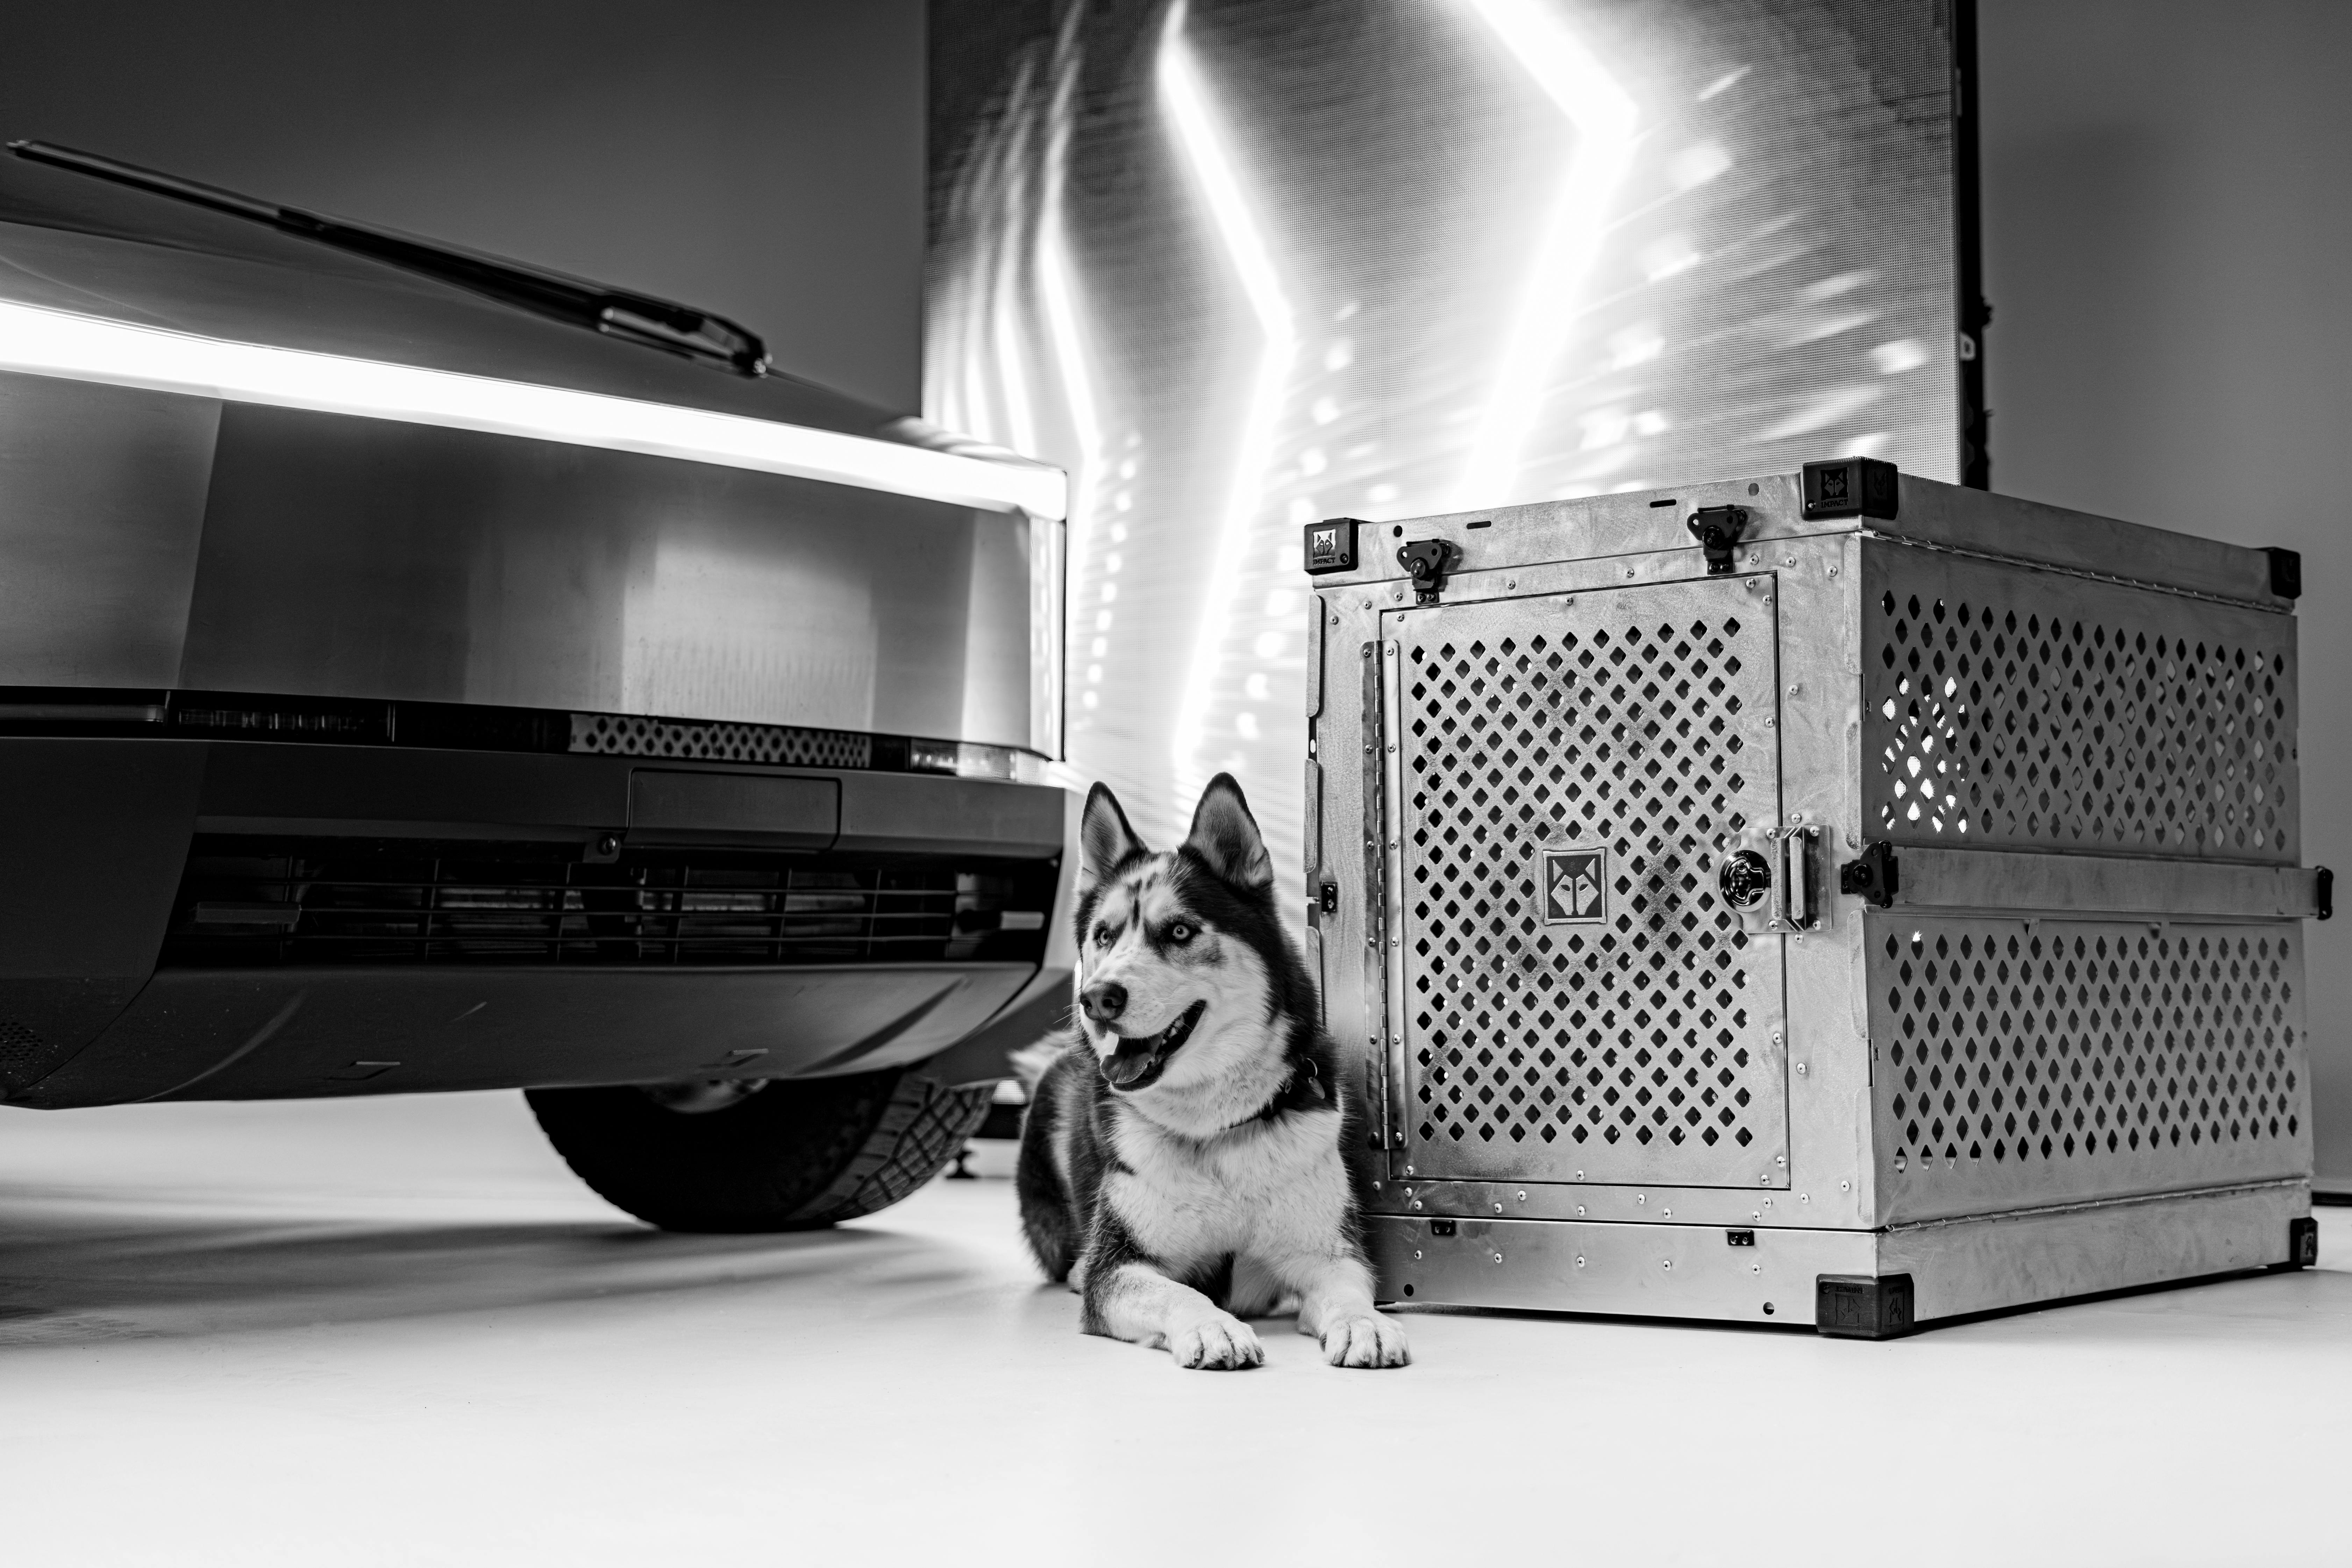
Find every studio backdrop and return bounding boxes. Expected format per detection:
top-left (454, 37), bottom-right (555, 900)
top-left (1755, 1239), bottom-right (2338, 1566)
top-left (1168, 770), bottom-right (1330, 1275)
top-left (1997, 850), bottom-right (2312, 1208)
top-left (928, 0), bottom-right (1974, 880)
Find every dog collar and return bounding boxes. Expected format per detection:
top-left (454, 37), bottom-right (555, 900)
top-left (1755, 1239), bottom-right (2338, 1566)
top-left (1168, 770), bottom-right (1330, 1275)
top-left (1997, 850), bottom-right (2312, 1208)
top-left (1223, 1056), bottom-right (1329, 1133)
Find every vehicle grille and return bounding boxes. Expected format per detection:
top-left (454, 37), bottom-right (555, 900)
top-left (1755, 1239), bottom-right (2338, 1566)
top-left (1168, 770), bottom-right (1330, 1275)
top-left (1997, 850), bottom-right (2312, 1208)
top-left (567, 712), bottom-right (872, 768)
top-left (161, 836), bottom-right (1056, 968)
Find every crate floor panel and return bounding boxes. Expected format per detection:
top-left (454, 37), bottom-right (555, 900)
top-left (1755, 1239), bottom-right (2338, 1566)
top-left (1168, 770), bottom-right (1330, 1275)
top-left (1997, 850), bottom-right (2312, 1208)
top-left (1367, 1181), bottom-right (2308, 1327)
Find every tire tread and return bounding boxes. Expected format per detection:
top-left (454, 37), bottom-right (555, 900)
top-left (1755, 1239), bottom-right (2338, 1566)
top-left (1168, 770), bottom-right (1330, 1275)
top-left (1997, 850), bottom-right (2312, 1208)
top-left (527, 1066), bottom-right (993, 1233)
top-left (791, 1076), bottom-right (995, 1225)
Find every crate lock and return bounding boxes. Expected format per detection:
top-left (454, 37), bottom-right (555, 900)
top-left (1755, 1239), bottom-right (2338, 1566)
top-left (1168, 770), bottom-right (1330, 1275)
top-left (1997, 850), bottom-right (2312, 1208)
top-left (1721, 826), bottom-right (1822, 933)
top-left (1719, 848), bottom-right (1773, 911)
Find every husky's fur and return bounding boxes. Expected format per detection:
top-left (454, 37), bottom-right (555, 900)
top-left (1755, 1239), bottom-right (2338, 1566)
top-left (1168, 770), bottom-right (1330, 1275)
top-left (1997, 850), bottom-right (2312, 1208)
top-left (1014, 774), bottom-right (1409, 1371)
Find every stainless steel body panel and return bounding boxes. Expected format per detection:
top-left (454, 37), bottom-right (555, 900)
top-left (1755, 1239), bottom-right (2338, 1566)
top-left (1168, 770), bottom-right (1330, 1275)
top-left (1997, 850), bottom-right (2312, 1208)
top-left (0, 375), bottom-right (1056, 750)
top-left (1314, 471), bottom-right (2316, 1330)
top-left (0, 154), bottom-right (1065, 753)
top-left (0, 374), bottom-right (218, 687)
top-left (0, 172), bottom-right (906, 436)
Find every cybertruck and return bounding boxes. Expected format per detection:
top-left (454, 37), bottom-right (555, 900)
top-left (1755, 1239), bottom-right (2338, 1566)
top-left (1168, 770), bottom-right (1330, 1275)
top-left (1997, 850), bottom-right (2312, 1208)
top-left (0, 143), bottom-right (1072, 1229)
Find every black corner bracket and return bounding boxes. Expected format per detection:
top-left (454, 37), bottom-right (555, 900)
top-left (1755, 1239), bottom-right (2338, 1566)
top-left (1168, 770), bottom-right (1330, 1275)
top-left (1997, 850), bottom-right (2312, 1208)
top-left (1816, 1273), bottom-right (1916, 1339)
top-left (1686, 505), bottom-right (1749, 575)
top-left (1802, 456), bottom-right (1900, 521)
top-left (2263, 546), bottom-right (2302, 600)
top-left (2286, 1216), bottom-right (2319, 1270)
top-left (2318, 866), bottom-right (2334, 922)
top-left (1397, 538), bottom-right (1461, 604)
top-left (1838, 840), bottom-right (1899, 907)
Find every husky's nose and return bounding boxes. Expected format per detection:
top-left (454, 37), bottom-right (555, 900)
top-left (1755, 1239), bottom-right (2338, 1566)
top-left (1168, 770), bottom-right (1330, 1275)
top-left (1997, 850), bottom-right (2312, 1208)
top-left (1081, 982), bottom-right (1127, 1024)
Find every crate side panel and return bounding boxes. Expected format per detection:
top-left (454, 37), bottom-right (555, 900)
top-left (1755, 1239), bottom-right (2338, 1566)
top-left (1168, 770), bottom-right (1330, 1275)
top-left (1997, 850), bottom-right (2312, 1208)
top-left (1869, 914), bottom-right (2311, 1223)
top-left (1861, 544), bottom-right (2297, 863)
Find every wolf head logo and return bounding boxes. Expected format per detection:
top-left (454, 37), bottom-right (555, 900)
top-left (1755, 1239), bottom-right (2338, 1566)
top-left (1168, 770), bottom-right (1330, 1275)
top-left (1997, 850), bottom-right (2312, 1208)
top-left (1541, 848), bottom-right (1606, 924)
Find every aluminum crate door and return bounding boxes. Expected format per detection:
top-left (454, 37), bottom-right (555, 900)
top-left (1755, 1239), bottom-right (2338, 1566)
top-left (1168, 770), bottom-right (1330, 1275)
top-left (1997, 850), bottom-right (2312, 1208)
top-left (1382, 576), bottom-right (1790, 1189)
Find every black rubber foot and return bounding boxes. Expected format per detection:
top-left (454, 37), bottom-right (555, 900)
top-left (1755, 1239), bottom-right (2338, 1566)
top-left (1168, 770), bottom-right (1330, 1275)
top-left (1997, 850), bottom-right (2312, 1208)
top-left (1816, 1273), bottom-right (1917, 1339)
top-left (2286, 1215), bottom-right (2319, 1269)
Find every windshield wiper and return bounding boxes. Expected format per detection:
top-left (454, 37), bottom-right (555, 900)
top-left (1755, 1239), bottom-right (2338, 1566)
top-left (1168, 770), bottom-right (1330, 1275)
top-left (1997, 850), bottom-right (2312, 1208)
top-left (8, 139), bottom-right (770, 378)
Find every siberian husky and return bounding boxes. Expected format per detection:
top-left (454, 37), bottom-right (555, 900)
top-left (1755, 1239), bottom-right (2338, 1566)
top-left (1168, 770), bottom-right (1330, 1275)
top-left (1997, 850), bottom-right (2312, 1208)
top-left (1014, 774), bottom-right (1409, 1371)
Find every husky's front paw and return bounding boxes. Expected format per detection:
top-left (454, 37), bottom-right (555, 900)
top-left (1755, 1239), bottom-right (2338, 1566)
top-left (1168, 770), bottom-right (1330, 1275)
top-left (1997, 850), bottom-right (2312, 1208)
top-left (1319, 1312), bottom-right (1410, 1368)
top-left (1168, 1311), bottom-right (1264, 1371)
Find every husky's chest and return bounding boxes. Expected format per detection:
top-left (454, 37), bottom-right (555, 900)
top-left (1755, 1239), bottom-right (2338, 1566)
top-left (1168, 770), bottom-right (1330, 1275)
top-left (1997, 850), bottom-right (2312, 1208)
top-left (1104, 1105), bottom-right (1349, 1265)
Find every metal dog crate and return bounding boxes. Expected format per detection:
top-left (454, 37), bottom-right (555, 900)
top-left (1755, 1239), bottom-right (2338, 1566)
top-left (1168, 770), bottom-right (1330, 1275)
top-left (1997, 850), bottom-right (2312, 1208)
top-left (1301, 462), bottom-right (2325, 1337)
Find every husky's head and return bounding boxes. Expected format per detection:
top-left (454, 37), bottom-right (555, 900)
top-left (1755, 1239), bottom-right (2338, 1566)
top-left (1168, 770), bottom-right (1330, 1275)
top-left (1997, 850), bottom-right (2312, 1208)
top-left (1069, 774), bottom-right (1303, 1101)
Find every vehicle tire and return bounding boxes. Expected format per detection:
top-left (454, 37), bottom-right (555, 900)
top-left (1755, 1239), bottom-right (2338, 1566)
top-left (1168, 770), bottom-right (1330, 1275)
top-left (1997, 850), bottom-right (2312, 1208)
top-left (526, 1065), bottom-right (994, 1233)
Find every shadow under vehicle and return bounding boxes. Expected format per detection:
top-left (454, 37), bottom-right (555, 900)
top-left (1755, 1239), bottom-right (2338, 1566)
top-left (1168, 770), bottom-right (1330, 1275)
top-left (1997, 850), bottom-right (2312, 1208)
top-left (0, 143), bottom-right (1074, 1230)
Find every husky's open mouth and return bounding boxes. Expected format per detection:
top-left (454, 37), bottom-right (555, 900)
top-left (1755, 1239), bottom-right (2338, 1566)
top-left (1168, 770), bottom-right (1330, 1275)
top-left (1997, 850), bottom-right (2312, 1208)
top-left (1100, 1000), bottom-right (1207, 1092)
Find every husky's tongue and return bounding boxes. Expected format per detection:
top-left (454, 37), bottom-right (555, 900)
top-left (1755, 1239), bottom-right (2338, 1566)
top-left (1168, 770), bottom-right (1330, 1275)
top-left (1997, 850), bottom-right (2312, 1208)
top-left (1101, 1001), bottom-right (1205, 1091)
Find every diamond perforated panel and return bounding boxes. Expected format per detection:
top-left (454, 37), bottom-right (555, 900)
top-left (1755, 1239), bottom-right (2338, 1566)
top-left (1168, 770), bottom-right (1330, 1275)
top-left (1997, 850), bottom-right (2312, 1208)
top-left (1863, 549), bottom-right (2298, 862)
top-left (1391, 580), bottom-right (1788, 1188)
top-left (1869, 915), bottom-right (2308, 1220)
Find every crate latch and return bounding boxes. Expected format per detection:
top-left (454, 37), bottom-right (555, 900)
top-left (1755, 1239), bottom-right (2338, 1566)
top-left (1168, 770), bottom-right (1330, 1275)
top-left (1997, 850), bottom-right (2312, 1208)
top-left (1686, 505), bottom-right (1749, 575)
top-left (1838, 840), bottom-right (1900, 907)
top-left (1397, 539), bottom-right (1461, 604)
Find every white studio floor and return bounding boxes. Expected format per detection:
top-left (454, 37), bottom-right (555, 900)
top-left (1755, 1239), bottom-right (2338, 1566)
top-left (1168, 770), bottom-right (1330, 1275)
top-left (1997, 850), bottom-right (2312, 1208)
top-left (1, 1092), bottom-right (2347, 1568)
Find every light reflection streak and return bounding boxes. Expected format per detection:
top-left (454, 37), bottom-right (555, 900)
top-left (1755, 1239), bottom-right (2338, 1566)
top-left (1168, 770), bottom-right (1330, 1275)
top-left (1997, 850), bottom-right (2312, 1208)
top-left (989, 59), bottom-right (1042, 464)
top-left (0, 300), bottom-right (1066, 517)
top-left (1158, 0), bottom-right (1299, 802)
top-left (1456, 0), bottom-right (1638, 511)
top-left (1036, 12), bottom-right (1104, 653)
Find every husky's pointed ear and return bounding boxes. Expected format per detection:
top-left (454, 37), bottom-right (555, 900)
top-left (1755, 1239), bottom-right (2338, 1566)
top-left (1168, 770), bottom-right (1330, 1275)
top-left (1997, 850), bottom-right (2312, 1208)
top-left (1182, 773), bottom-right (1272, 893)
top-left (1079, 782), bottom-right (1148, 887)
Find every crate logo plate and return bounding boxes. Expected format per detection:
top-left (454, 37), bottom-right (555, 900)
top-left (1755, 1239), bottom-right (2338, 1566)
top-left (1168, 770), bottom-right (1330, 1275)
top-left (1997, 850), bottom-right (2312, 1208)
top-left (1302, 518), bottom-right (1359, 574)
top-left (1541, 847), bottom-right (1607, 924)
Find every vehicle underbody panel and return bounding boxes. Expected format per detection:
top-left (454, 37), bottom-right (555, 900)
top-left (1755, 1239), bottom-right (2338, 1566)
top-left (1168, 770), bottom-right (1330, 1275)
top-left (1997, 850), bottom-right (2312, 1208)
top-left (0, 736), bottom-right (1071, 1107)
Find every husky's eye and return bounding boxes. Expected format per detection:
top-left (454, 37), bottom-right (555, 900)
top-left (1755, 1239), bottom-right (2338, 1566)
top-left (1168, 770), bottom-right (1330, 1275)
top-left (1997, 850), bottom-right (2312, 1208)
top-left (1093, 924), bottom-right (1114, 948)
top-left (1168, 921), bottom-right (1194, 944)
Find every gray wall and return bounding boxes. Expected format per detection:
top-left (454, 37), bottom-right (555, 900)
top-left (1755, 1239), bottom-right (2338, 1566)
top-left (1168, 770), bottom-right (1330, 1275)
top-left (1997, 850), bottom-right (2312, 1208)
top-left (1979, 0), bottom-right (2352, 1186)
top-left (0, 0), bottom-right (924, 409)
